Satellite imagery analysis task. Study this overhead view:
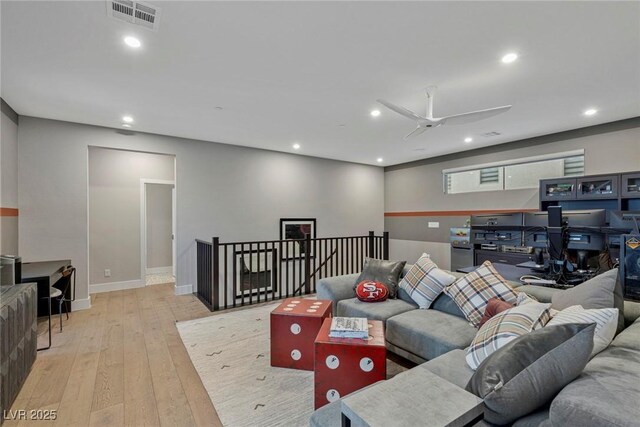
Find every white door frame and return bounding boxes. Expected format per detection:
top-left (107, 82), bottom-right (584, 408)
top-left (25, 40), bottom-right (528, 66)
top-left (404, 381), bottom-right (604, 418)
top-left (140, 179), bottom-right (176, 283)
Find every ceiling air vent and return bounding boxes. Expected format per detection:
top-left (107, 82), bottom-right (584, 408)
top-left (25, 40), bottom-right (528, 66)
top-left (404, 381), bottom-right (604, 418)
top-left (481, 131), bottom-right (502, 138)
top-left (106, 0), bottom-right (161, 31)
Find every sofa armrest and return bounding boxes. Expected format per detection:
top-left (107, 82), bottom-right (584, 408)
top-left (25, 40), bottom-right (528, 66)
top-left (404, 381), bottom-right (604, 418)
top-left (316, 273), bottom-right (360, 314)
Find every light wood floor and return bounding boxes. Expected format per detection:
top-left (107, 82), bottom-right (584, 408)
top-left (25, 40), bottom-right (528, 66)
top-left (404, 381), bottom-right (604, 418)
top-left (6, 284), bottom-right (223, 427)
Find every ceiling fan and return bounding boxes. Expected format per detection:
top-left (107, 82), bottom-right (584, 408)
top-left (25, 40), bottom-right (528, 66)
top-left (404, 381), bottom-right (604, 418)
top-left (377, 86), bottom-right (512, 139)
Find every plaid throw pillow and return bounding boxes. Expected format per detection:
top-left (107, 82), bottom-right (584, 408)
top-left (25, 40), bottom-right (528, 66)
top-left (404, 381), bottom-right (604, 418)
top-left (466, 302), bottom-right (552, 370)
top-left (444, 261), bottom-right (518, 327)
top-left (399, 254), bottom-right (456, 309)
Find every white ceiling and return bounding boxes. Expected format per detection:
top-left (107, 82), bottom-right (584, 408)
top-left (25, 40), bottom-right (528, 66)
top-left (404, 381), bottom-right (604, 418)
top-left (2, 1), bottom-right (639, 166)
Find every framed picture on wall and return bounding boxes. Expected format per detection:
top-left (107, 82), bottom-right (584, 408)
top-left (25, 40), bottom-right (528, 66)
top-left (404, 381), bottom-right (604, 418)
top-left (280, 218), bottom-right (316, 260)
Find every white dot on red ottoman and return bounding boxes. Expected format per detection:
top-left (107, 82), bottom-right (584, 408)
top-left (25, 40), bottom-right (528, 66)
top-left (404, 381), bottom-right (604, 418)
top-left (290, 323), bottom-right (301, 334)
top-left (291, 349), bottom-right (301, 360)
top-left (360, 357), bottom-right (374, 372)
top-left (326, 389), bottom-right (340, 402)
top-left (326, 355), bottom-right (340, 369)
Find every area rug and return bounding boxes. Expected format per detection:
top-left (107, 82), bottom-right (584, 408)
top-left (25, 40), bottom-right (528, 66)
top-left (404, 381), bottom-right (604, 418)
top-left (177, 301), bottom-right (409, 427)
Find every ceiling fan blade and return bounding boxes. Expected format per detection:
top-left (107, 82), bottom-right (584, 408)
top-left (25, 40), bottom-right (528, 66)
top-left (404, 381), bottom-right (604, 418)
top-left (441, 105), bottom-right (512, 126)
top-left (403, 126), bottom-right (428, 140)
top-left (377, 99), bottom-right (426, 122)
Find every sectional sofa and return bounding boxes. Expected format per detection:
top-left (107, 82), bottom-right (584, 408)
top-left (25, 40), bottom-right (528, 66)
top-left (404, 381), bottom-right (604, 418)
top-left (310, 266), bottom-right (640, 426)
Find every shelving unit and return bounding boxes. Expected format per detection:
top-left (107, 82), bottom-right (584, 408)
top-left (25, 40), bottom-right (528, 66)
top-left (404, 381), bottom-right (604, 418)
top-left (540, 171), bottom-right (640, 215)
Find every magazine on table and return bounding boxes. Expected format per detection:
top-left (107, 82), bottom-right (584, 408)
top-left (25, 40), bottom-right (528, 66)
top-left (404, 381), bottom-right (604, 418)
top-left (329, 317), bottom-right (368, 339)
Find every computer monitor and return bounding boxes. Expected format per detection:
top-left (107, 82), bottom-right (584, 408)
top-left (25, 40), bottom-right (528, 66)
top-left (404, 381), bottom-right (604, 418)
top-left (523, 209), bottom-right (606, 251)
top-left (470, 212), bottom-right (523, 246)
top-left (608, 211), bottom-right (640, 247)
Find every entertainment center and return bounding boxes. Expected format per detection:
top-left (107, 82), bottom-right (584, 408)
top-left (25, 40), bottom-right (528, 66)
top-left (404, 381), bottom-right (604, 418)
top-left (469, 171), bottom-right (640, 297)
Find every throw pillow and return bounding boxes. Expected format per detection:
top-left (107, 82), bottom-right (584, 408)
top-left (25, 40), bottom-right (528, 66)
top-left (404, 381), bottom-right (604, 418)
top-left (546, 305), bottom-right (618, 357)
top-left (466, 302), bottom-right (552, 370)
top-left (444, 261), bottom-right (519, 327)
top-left (354, 258), bottom-right (406, 299)
top-left (478, 298), bottom-right (514, 328)
top-left (551, 268), bottom-right (624, 333)
top-left (466, 323), bottom-right (596, 426)
top-left (355, 280), bottom-right (389, 302)
top-left (398, 254), bottom-right (456, 309)
top-left (516, 292), bottom-right (538, 305)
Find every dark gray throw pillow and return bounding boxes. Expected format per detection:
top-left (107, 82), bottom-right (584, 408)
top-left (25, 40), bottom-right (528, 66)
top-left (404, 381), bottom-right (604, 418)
top-left (354, 258), bottom-right (406, 299)
top-left (466, 323), bottom-right (596, 426)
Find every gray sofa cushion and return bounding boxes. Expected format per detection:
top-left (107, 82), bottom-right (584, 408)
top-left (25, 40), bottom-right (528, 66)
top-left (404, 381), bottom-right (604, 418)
top-left (516, 285), bottom-right (561, 303)
top-left (316, 273), bottom-right (359, 314)
top-left (309, 400), bottom-right (341, 427)
top-left (467, 323), bottom-right (595, 426)
top-left (512, 408), bottom-right (551, 427)
top-left (386, 309), bottom-right (477, 361)
top-left (336, 297), bottom-right (417, 323)
top-left (549, 345), bottom-right (640, 427)
top-left (431, 292), bottom-right (466, 319)
top-left (611, 315), bottom-right (640, 351)
top-left (355, 258), bottom-right (406, 298)
top-left (418, 349), bottom-right (474, 389)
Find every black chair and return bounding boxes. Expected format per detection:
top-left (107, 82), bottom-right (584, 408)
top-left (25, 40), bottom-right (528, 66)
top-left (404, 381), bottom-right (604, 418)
top-left (37, 266), bottom-right (75, 351)
top-left (54, 266), bottom-right (75, 332)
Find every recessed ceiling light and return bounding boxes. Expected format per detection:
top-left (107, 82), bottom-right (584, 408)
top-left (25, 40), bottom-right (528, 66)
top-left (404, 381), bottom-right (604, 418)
top-left (464, 137), bottom-right (473, 143)
top-left (122, 123), bottom-right (132, 128)
top-left (124, 36), bottom-right (141, 48)
top-left (501, 52), bottom-right (518, 63)
top-left (370, 110), bottom-right (381, 117)
top-left (292, 143), bottom-right (301, 150)
top-left (122, 115), bottom-right (134, 123)
top-left (584, 108), bottom-right (598, 116)
top-left (377, 158), bottom-right (383, 163)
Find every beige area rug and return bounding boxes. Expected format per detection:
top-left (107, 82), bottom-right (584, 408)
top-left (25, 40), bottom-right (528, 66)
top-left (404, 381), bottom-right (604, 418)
top-left (177, 301), bottom-right (410, 427)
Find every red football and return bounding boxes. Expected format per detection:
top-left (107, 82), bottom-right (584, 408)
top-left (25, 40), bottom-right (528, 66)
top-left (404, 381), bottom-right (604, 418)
top-left (355, 281), bottom-right (389, 302)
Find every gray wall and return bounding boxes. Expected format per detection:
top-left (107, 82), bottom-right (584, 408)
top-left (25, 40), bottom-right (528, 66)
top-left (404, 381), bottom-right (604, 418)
top-left (385, 118), bottom-right (640, 269)
top-left (1, 99), bottom-right (19, 255)
top-left (88, 147), bottom-right (174, 286)
top-left (145, 183), bottom-right (173, 270)
top-left (18, 116), bottom-right (384, 304)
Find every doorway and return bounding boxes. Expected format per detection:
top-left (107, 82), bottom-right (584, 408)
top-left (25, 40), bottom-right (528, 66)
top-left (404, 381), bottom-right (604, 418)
top-left (141, 180), bottom-right (176, 286)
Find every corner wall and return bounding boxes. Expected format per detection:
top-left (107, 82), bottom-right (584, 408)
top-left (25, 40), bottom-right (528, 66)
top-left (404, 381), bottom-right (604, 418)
top-left (18, 117), bottom-right (384, 306)
top-left (1, 99), bottom-right (19, 255)
top-left (384, 118), bottom-right (640, 269)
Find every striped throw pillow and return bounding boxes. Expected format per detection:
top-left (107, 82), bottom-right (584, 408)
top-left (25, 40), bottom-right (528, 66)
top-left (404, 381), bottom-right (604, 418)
top-left (445, 261), bottom-right (519, 327)
top-left (546, 305), bottom-right (618, 357)
top-left (466, 302), bottom-right (552, 370)
top-left (399, 254), bottom-right (456, 309)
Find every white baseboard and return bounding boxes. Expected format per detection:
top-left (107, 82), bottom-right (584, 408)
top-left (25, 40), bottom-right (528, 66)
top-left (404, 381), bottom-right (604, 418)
top-left (71, 296), bottom-right (91, 311)
top-left (90, 279), bottom-right (145, 294)
top-left (146, 266), bottom-right (173, 275)
top-left (175, 283), bottom-right (193, 295)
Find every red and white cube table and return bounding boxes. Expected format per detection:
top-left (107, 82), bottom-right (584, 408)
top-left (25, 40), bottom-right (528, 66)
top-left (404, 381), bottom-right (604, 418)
top-left (270, 298), bottom-right (332, 371)
top-left (313, 318), bottom-right (386, 409)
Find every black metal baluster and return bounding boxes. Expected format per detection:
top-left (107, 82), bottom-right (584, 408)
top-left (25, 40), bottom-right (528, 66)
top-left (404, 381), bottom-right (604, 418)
top-left (223, 244), bottom-right (228, 310)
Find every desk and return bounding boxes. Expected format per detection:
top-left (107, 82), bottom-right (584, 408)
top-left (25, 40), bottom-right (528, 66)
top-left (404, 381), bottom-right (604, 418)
top-left (21, 260), bottom-right (71, 317)
top-left (457, 262), bottom-right (537, 283)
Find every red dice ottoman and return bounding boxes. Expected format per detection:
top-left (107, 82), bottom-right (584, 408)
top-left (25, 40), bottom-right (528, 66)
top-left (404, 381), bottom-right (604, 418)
top-left (313, 318), bottom-right (386, 409)
top-left (270, 298), bottom-right (332, 371)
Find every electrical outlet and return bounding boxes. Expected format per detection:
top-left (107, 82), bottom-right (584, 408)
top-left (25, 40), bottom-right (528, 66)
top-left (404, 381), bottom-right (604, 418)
top-left (428, 222), bottom-right (440, 228)
top-left (104, 269), bottom-right (111, 278)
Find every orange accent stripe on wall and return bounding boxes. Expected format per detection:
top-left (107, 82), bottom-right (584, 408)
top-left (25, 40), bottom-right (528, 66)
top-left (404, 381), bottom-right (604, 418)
top-left (385, 209), bottom-right (538, 217)
top-left (0, 208), bottom-right (19, 217)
